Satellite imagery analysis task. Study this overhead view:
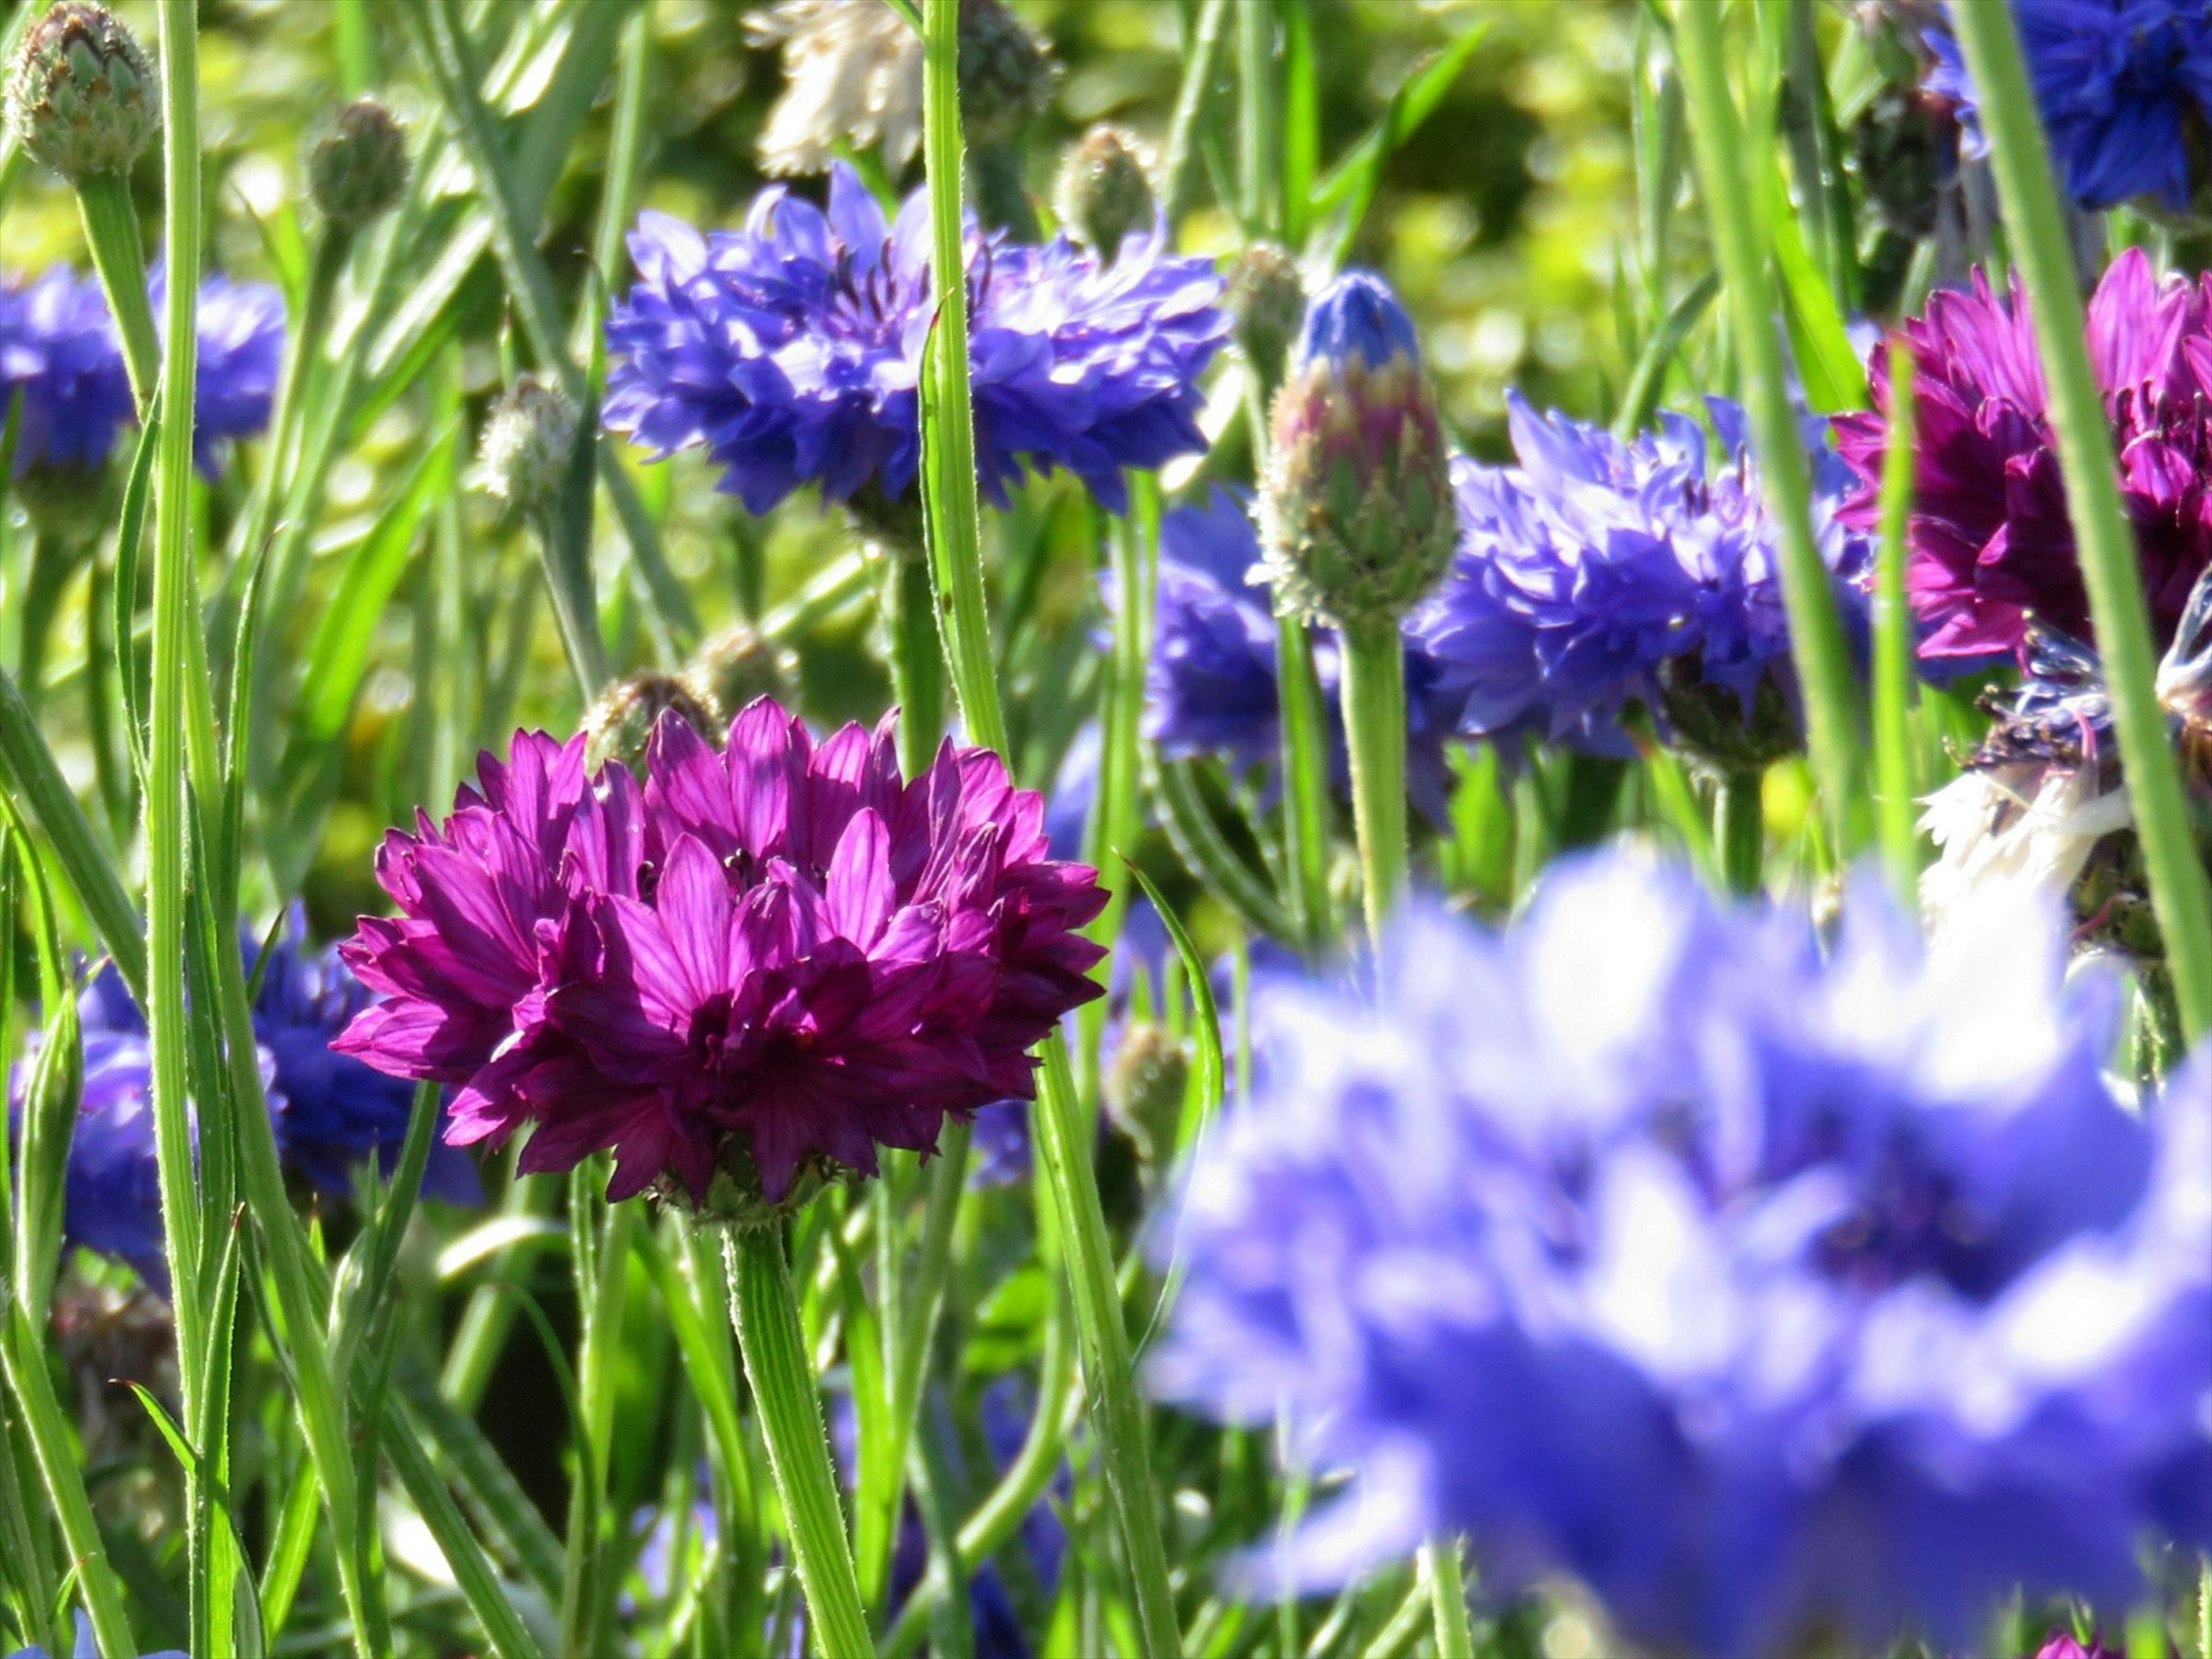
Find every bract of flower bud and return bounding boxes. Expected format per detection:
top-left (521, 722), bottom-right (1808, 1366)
top-left (1259, 271), bottom-right (1456, 633)
top-left (478, 374), bottom-right (579, 520)
top-left (5, 1), bottom-right (159, 183)
top-left (582, 672), bottom-right (722, 777)
top-left (308, 97), bottom-right (409, 229)
top-left (1054, 124), bottom-right (1154, 257)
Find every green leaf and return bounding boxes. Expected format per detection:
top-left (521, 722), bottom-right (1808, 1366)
top-left (1764, 162), bottom-right (1866, 414)
top-left (1308, 25), bottom-right (1488, 265)
top-left (1118, 859), bottom-right (1224, 1156)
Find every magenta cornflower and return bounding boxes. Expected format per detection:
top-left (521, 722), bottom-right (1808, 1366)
top-left (335, 700), bottom-right (1108, 1207)
top-left (1834, 249), bottom-right (2212, 660)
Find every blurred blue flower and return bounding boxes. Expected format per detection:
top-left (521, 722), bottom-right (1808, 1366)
top-left (0, 264), bottom-right (283, 476)
top-left (1927, 0), bottom-right (2212, 211)
top-left (6, 1609), bottom-right (186, 1659)
top-left (1147, 487), bottom-right (1461, 819)
top-left (56, 1027), bottom-right (171, 1294)
top-left (1408, 394), bottom-right (1870, 759)
top-left (604, 162), bottom-right (1226, 518)
top-left (1150, 851), bottom-right (2211, 1657)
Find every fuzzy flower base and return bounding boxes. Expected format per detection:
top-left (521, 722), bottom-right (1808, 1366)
top-left (1152, 851), bottom-right (2212, 1658)
top-left (336, 700), bottom-right (1109, 1208)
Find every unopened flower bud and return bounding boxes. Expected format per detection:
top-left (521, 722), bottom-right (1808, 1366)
top-left (478, 374), bottom-right (578, 519)
top-left (688, 621), bottom-right (798, 720)
top-left (1055, 123), bottom-right (1153, 257)
top-left (582, 672), bottom-right (723, 777)
top-left (959, 0), bottom-right (1056, 148)
top-left (1259, 271), bottom-right (1455, 632)
top-left (6, 1), bottom-right (158, 183)
top-left (1227, 242), bottom-right (1305, 392)
top-left (1105, 1022), bottom-right (1190, 1167)
top-left (308, 97), bottom-right (408, 229)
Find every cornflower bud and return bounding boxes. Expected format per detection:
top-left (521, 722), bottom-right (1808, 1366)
top-left (582, 672), bottom-right (723, 777)
top-left (5, 1), bottom-right (158, 183)
top-left (1259, 270), bottom-right (1455, 633)
top-left (307, 97), bottom-right (409, 230)
top-left (478, 374), bottom-right (578, 520)
top-left (1105, 1022), bottom-right (1191, 1168)
top-left (1054, 123), bottom-right (1153, 257)
top-left (958, 0), bottom-right (1055, 147)
top-left (688, 621), bottom-right (799, 722)
top-left (1227, 242), bottom-right (1305, 396)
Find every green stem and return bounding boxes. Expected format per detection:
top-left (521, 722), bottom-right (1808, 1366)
top-left (1160, 0), bottom-right (1233, 229)
top-left (1237, 0), bottom-right (1276, 234)
top-left (1870, 338), bottom-right (1922, 901)
top-left (1675, 2), bottom-right (1868, 861)
top-left (919, 1), bottom-right (1181, 1648)
top-left (1422, 1538), bottom-right (1475, 1659)
top-left (1950, 0), bottom-right (2212, 1040)
top-left (13, 533), bottom-right (81, 717)
top-left (74, 176), bottom-right (158, 407)
top-left (1715, 768), bottom-right (1765, 896)
top-left (1339, 617), bottom-right (1408, 949)
top-left (231, 228), bottom-right (349, 592)
top-left (882, 549), bottom-right (948, 780)
top-left (722, 1227), bottom-right (873, 1659)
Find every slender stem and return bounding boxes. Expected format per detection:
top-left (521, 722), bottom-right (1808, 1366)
top-left (1160, 0), bottom-right (1233, 229)
top-left (1715, 768), bottom-right (1765, 896)
top-left (1422, 1538), bottom-right (1476, 1659)
top-left (722, 1227), bottom-right (873, 1659)
top-left (235, 229), bottom-right (349, 583)
top-left (1086, 494), bottom-right (1152, 960)
top-left (1870, 338), bottom-right (1922, 900)
top-left (1675, 2), bottom-right (1868, 861)
top-left (919, 3), bottom-right (1181, 1648)
top-left (1237, 0), bottom-right (1276, 234)
top-left (74, 176), bottom-right (159, 407)
top-left (882, 549), bottom-right (948, 780)
top-left (1951, 0), bottom-right (2212, 1040)
top-left (1339, 617), bottom-right (1408, 949)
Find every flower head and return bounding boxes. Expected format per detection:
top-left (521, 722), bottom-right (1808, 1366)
top-left (1152, 851), bottom-right (2211, 1656)
top-left (1260, 271), bottom-right (1456, 631)
top-left (0, 264), bottom-right (283, 476)
top-left (5, 1), bottom-right (159, 183)
top-left (336, 700), bottom-right (1110, 1211)
top-left (1053, 123), bottom-right (1155, 258)
top-left (747, 0), bottom-right (925, 179)
top-left (1834, 251), bottom-right (2212, 659)
top-left (306, 97), bottom-right (408, 229)
top-left (54, 1026), bottom-right (169, 1291)
top-left (478, 373), bottom-right (578, 518)
top-left (603, 163), bottom-right (1226, 517)
top-left (1926, 0), bottom-right (2212, 211)
top-left (1412, 394), bottom-right (1871, 762)
top-left (1145, 487), bottom-right (1461, 819)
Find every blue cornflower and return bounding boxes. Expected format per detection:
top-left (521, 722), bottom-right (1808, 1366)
top-left (1146, 487), bottom-right (1461, 819)
top-left (7, 1609), bottom-right (186, 1659)
top-left (604, 162), bottom-right (1226, 517)
top-left (1928, 1), bottom-right (2212, 211)
top-left (1150, 851), bottom-right (2211, 1657)
top-left (0, 263), bottom-right (285, 475)
top-left (1408, 393), bottom-right (1870, 761)
top-left (58, 1026), bottom-right (169, 1292)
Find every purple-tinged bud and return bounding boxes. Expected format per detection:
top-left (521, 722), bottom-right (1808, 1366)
top-left (1227, 242), bottom-right (1305, 394)
top-left (1259, 270), bottom-right (1455, 631)
top-left (1055, 123), bottom-right (1153, 257)
top-left (582, 672), bottom-right (721, 777)
top-left (478, 374), bottom-right (578, 519)
top-left (5, 1), bottom-right (158, 183)
top-left (308, 97), bottom-right (409, 229)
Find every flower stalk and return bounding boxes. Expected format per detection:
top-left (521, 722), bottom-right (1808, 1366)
top-left (1341, 616), bottom-right (1408, 945)
top-left (1870, 339), bottom-right (1922, 901)
top-left (1950, 0), bottom-right (2212, 1041)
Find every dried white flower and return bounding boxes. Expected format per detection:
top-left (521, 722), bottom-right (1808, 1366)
top-left (748, 0), bottom-right (923, 178)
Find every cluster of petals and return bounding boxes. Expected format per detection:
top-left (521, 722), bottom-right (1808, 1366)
top-left (1408, 394), bottom-right (1869, 754)
top-left (1152, 850), bottom-right (2211, 1657)
top-left (0, 264), bottom-right (283, 475)
top-left (335, 700), bottom-right (1108, 1206)
top-left (603, 163), bottom-right (1226, 517)
top-left (1834, 250), bottom-right (2212, 661)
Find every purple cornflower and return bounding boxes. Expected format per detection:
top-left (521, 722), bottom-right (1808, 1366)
top-left (1926, 1), bottom-right (2212, 211)
top-left (1147, 487), bottom-right (1460, 819)
top-left (603, 162), bottom-right (1226, 517)
top-left (336, 699), bottom-right (1109, 1207)
top-left (0, 263), bottom-right (284, 476)
top-left (1151, 851), bottom-right (2211, 1657)
top-left (1834, 250), bottom-right (2212, 660)
top-left (1409, 394), bottom-right (1870, 761)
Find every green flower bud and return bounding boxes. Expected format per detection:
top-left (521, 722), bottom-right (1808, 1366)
top-left (688, 621), bottom-right (798, 722)
top-left (958, 0), bottom-right (1056, 149)
top-left (1054, 123), bottom-right (1154, 256)
top-left (478, 374), bottom-right (578, 519)
top-left (6, 1), bottom-right (159, 183)
top-left (1105, 1022), bottom-right (1191, 1167)
top-left (1227, 242), bottom-right (1305, 393)
top-left (582, 671), bottom-right (724, 777)
top-left (308, 97), bottom-right (409, 229)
